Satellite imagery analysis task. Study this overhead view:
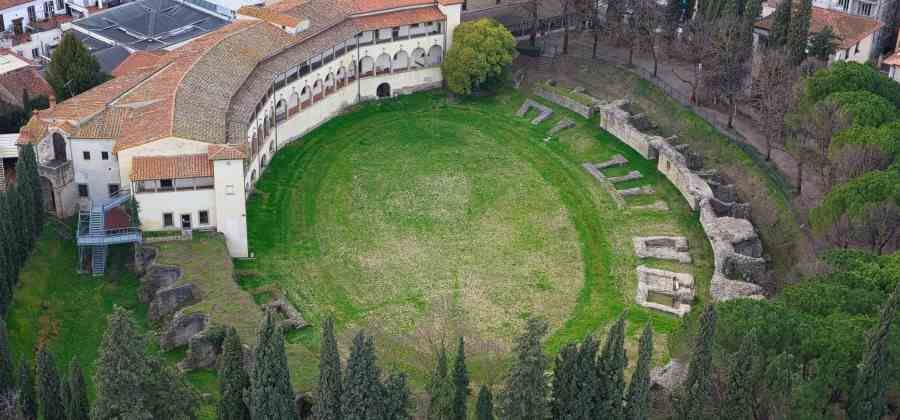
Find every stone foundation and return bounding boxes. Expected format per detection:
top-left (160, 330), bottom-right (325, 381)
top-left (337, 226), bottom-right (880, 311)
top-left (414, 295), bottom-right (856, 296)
top-left (516, 99), bottom-right (554, 125)
top-left (635, 266), bottom-right (695, 317)
top-left (633, 236), bottom-right (691, 263)
top-left (533, 85), bottom-right (595, 118)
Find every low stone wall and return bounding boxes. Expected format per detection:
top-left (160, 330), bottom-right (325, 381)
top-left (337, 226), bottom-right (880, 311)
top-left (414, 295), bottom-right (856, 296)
top-left (598, 100), bottom-right (766, 301)
top-left (534, 86), bottom-right (595, 119)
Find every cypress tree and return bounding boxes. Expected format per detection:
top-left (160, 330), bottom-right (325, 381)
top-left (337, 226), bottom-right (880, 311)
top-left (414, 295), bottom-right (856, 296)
top-left (341, 331), bottom-right (384, 420)
top-left (573, 335), bottom-right (598, 419)
top-left (218, 327), bottom-right (250, 420)
top-left (17, 358), bottom-right (37, 420)
top-left (719, 329), bottom-right (760, 420)
top-left (625, 324), bottom-right (654, 420)
top-left (428, 347), bottom-right (453, 420)
top-left (65, 359), bottom-right (89, 420)
top-left (768, 0), bottom-right (792, 48)
top-left (500, 318), bottom-right (549, 420)
top-left (250, 309), bottom-right (298, 420)
top-left (0, 192), bottom-right (20, 290)
top-left (60, 375), bottom-right (71, 420)
top-left (0, 319), bottom-right (13, 393)
top-left (315, 317), bottom-right (341, 420)
top-left (674, 304), bottom-right (717, 420)
top-left (787, 0), bottom-right (812, 63)
top-left (848, 282), bottom-right (900, 420)
top-left (383, 372), bottom-right (411, 420)
top-left (452, 337), bottom-right (469, 420)
top-left (92, 306), bottom-right (198, 419)
top-left (476, 385), bottom-right (494, 420)
top-left (551, 343), bottom-right (579, 419)
top-left (17, 145), bottom-right (44, 239)
top-left (596, 316), bottom-right (626, 420)
top-left (36, 349), bottom-right (65, 420)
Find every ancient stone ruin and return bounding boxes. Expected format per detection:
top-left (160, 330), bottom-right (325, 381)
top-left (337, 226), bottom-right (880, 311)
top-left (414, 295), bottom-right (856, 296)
top-left (633, 236), bottom-right (692, 264)
top-left (516, 99), bottom-right (554, 125)
top-left (263, 297), bottom-right (309, 331)
top-left (548, 117), bottom-right (575, 135)
top-left (597, 99), bottom-right (766, 301)
top-left (635, 266), bottom-right (695, 317)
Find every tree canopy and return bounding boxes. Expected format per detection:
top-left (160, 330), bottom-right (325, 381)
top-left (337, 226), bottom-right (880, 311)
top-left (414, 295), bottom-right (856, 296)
top-left (443, 18), bottom-right (517, 96)
top-left (46, 32), bottom-right (108, 101)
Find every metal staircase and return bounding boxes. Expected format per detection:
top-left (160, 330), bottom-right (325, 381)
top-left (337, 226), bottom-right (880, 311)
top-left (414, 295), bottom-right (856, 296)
top-left (76, 190), bottom-right (142, 276)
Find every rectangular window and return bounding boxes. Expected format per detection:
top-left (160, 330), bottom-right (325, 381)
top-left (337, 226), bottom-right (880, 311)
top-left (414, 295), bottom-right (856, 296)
top-left (31, 48), bottom-right (39, 59)
top-left (198, 210), bottom-right (209, 225)
top-left (56, 0), bottom-right (63, 10)
top-left (101, 151), bottom-right (109, 160)
top-left (163, 213), bottom-right (174, 227)
top-left (82, 151), bottom-right (90, 160)
top-left (77, 184), bottom-right (89, 197)
top-left (27, 6), bottom-right (36, 23)
top-left (160, 179), bottom-right (173, 189)
top-left (108, 184), bottom-right (120, 197)
top-left (0, 15), bottom-right (5, 32)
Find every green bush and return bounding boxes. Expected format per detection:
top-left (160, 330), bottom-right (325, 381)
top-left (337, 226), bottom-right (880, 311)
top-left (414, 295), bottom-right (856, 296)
top-left (443, 19), bottom-right (517, 96)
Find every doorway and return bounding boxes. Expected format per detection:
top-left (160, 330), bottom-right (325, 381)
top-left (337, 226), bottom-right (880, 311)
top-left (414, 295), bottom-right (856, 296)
top-left (180, 214), bottom-right (192, 230)
top-left (376, 82), bottom-right (391, 98)
top-left (52, 133), bottom-right (67, 162)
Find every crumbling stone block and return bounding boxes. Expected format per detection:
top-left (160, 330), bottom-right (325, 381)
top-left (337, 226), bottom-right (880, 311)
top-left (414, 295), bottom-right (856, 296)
top-left (149, 284), bottom-right (197, 322)
top-left (633, 236), bottom-right (691, 263)
top-left (606, 170), bottom-right (643, 183)
top-left (139, 266), bottom-right (182, 304)
top-left (264, 297), bottom-right (309, 331)
top-left (618, 186), bottom-right (655, 196)
top-left (594, 154), bottom-right (628, 170)
top-left (160, 312), bottom-right (208, 350)
top-left (548, 117), bottom-right (575, 135)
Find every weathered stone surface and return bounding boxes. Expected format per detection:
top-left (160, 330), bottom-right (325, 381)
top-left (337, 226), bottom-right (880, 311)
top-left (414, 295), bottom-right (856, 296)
top-left (516, 99), bottom-right (554, 125)
top-left (597, 100), bottom-right (662, 160)
top-left (548, 117), bottom-right (575, 135)
top-left (534, 86), bottom-right (595, 118)
top-left (161, 312), bottom-right (208, 351)
top-left (139, 265), bottom-right (181, 304)
top-left (635, 266), bottom-right (694, 317)
top-left (607, 170), bottom-right (643, 183)
top-left (618, 186), bottom-right (655, 196)
top-left (631, 201), bottom-right (670, 212)
top-left (263, 297), bottom-right (309, 331)
top-left (633, 236), bottom-right (692, 263)
top-left (179, 325), bottom-right (227, 371)
top-left (651, 360), bottom-right (688, 391)
top-left (149, 284), bottom-right (197, 322)
top-left (710, 275), bottom-right (766, 302)
top-left (595, 154), bottom-right (628, 170)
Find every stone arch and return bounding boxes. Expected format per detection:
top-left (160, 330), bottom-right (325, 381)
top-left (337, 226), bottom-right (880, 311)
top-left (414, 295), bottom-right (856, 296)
top-left (393, 50), bottom-right (409, 71)
top-left (336, 66), bottom-right (346, 85)
top-left (349, 60), bottom-right (357, 79)
top-left (377, 82), bottom-right (391, 98)
top-left (427, 45), bottom-right (443, 66)
top-left (275, 99), bottom-right (287, 121)
top-left (324, 72), bottom-right (335, 90)
top-left (410, 48), bottom-right (426, 69)
top-left (52, 132), bottom-right (67, 162)
top-left (288, 91), bottom-right (299, 114)
top-left (375, 53), bottom-right (391, 74)
top-left (300, 85), bottom-right (310, 103)
top-left (312, 79), bottom-right (323, 97)
top-left (359, 56), bottom-right (374, 77)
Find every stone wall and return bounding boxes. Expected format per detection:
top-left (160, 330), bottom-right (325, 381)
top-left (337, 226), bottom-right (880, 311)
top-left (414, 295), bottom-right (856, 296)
top-left (598, 100), bottom-right (767, 301)
top-left (534, 86), bottom-right (595, 118)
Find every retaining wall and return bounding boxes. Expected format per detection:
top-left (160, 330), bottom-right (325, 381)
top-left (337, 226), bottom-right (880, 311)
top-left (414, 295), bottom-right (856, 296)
top-left (534, 86), bottom-right (595, 119)
top-left (598, 100), bottom-right (766, 301)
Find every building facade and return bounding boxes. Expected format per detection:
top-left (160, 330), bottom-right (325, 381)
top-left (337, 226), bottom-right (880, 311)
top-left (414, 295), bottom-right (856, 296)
top-left (754, 6), bottom-right (883, 63)
top-left (19, 0), bottom-right (464, 261)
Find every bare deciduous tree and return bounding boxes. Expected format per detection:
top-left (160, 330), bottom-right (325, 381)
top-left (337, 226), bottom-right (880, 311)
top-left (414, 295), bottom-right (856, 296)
top-left (703, 16), bottom-right (753, 128)
top-left (750, 47), bottom-right (798, 160)
top-left (790, 99), bottom-right (850, 192)
top-left (632, 0), bottom-right (664, 76)
top-left (670, 17), bottom-right (714, 103)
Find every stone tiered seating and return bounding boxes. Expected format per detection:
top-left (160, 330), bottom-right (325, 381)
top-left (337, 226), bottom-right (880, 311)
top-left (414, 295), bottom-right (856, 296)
top-left (516, 99), bottom-right (554, 125)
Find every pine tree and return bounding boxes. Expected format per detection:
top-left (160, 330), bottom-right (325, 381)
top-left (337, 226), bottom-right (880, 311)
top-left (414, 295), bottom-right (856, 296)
top-left (46, 33), bottom-right (107, 101)
top-left (92, 306), bottom-right (198, 419)
top-left (848, 282), bottom-right (900, 420)
top-left (0, 318), bottom-right (13, 393)
top-left (551, 343), bottom-right (579, 419)
top-left (768, 0), bottom-right (792, 48)
top-left (452, 337), bottom-right (469, 420)
top-left (428, 347), bottom-right (453, 420)
top-left (36, 349), bottom-right (65, 420)
top-left (573, 335), bottom-right (598, 419)
top-left (674, 304), bottom-right (717, 420)
top-left (17, 358), bottom-right (37, 420)
top-left (218, 327), bottom-right (250, 420)
top-left (476, 385), bottom-right (494, 420)
top-left (65, 359), bottom-right (89, 420)
top-left (500, 318), bottom-right (549, 420)
top-left (765, 352), bottom-right (795, 419)
top-left (315, 317), bottom-right (341, 420)
top-left (720, 329), bottom-right (760, 420)
top-left (250, 309), bottom-right (298, 420)
top-left (383, 372), bottom-right (411, 420)
top-left (787, 0), bottom-right (812, 63)
top-left (625, 324), bottom-right (653, 420)
top-left (341, 331), bottom-right (384, 420)
top-left (596, 317), bottom-right (626, 420)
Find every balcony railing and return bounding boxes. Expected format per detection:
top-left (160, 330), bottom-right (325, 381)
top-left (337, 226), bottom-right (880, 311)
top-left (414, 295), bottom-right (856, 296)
top-left (76, 227), bottom-right (143, 246)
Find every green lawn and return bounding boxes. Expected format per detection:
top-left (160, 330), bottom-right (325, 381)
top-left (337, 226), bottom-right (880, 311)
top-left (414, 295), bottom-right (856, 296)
top-left (238, 90), bottom-right (713, 390)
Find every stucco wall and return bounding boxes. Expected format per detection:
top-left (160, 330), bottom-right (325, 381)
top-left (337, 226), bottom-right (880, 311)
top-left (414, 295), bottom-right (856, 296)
top-left (213, 159), bottom-right (248, 257)
top-left (70, 138), bottom-right (121, 206)
top-left (135, 188), bottom-right (216, 231)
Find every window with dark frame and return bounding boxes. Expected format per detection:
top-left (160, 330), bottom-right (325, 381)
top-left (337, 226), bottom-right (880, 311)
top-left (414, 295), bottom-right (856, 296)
top-left (78, 184), bottom-right (88, 197)
top-left (55, 0), bottom-right (63, 10)
top-left (101, 151), bottom-right (109, 160)
top-left (108, 184), bottom-right (120, 197)
top-left (163, 213), bottom-right (174, 227)
top-left (160, 179), bottom-right (173, 189)
top-left (82, 151), bottom-right (90, 160)
top-left (198, 210), bottom-right (209, 225)
top-left (0, 15), bottom-right (5, 32)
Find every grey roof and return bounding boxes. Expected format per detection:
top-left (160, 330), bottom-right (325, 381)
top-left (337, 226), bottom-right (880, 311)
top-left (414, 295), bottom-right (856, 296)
top-left (69, 30), bottom-right (114, 53)
top-left (72, 0), bottom-right (229, 51)
top-left (94, 45), bottom-right (131, 73)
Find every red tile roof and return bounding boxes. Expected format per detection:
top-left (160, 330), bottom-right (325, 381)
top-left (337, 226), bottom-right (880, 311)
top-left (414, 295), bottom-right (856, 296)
top-left (111, 51), bottom-right (166, 78)
top-left (131, 154), bottom-right (213, 181)
top-left (208, 144), bottom-right (247, 160)
top-left (0, 66), bottom-right (53, 106)
top-left (755, 6), bottom-right (883, 49)
top-left (354, 6), bottom-right (446, 30)
top-left (0, 0), bottom-right (32, 11)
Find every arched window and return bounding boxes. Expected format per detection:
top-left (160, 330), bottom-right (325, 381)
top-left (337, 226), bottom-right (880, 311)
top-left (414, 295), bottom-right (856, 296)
top-left (393, 50), bottom-right (409, 71)
top-left (349, 60), bottom-right (357, 79)
top-left (312, 80), bottom-right (323, 97)
top-left (300, 86), bottom-right (310, 103)
top-left (324, 73), bottom-right (335, 90)
top-left (427, 45), bottom-right (443, 66)
top-left (275, 99), bottom-right (287, 122)
top-left (410, 48), bottom-right (426, 69)
top-left (336, 67), bottom-right (346, 85)
top-left (359, 56), bottom-right (375, 77)
top-left (52, 133), bottom-right (67, 162)
top-left (375, 53), bottom-right (391, 74)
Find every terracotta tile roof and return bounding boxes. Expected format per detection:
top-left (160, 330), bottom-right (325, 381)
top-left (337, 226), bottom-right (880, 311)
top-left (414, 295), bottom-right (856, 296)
top-left (111, 51), bottom-right (166, 77)
top-left (74, 107), bottom-right (130, 139)
top-left (49, 69), bottom-right (158, 121)
top-left (131, 153), bottom-right (213, 181)
top-left (17, 112), bottom-right (48, 144)
top-left (348, 0), bottom-right (461, 14)
top-left (0, 0), bottom-right (31, 11)
top-left (238, 5), bottom-right (303, 27)
top-left (208, 144), bottom-right (247, 160)
top-left (755, 7), bottom-right (883, 49)
top-left (0, 66), bottom-right (53, 106)
top-left (354, 6), bottom-right (446, 30)
top-left (884, 51), bottom-right (900, 66)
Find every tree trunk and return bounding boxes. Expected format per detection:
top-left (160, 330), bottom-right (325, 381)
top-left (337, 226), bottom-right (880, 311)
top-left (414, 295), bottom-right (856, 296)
top-left (628, 44), bottom-right (634, 65)
top-left (797, 161), bottom-right (803, 195)
top-left (728, 96), bottom-right (736, 128)
top-left (563, 27), bottom-right (569, 54)
top-left (592, 30), bottom-right (599, 58)
top-left (652, 45), bottom-right (658, 77)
